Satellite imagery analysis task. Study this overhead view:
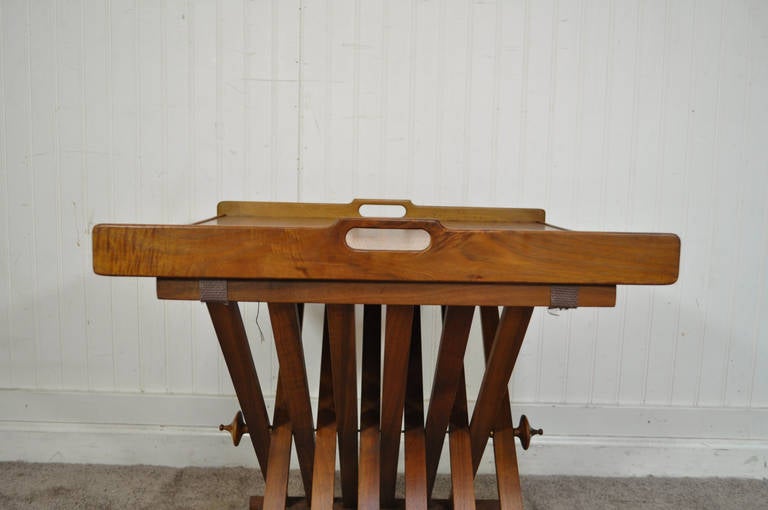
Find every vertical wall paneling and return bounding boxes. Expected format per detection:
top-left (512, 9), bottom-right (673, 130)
top-left (0, 0), bottom-right (12, 388)
top-left (354, 1), bottom-right (383, 197)
top-left (56, 0), bottom-right (88, 389)
top-left (190, 0), bottom-right (218, 213)
top-left (518, 0), bottom-right (554, 208)
top-left (673, 0), bottom-right (726, 406)
top-left (297, 0), bottom-right (327, 201)
top-left (83, 0), bottom-right (115, 390)
top-left (29, 0), bottom-right (63, 389)
top-left (5, 0), bottom-right (38, 388)
top-left (493, 0), bottom-right (525, 209)
top-left (243, 0), bottom-right (270, 202)
top-left (695, 0), bottom-right (736, 406)
top-left (430, 0), bottom-right (447, 204)
top-left (463, 0), bottom-right (496, 205)
top-left (219, 0), bottom-right (244, 202)
top-left (486, 0), bottom-right (504, 206)
top-left (326, 0), bottom-right (355, 201)
top-left (697, 0), bottom-right (751, 407)
top-left (405, 0), bottom-right (436, 204)
top-left (350, 0), bottom-right (361, 197)
top-left (433, 0), bottom-right (469, 205)
top-left (727, 1), bottom-right (768, 408)
top-left (643, 0), bottom-right (694, 406)
top-left (382, 1), bottom-right (412, 199)
top-left (269, 0), bottom-right (300, 202)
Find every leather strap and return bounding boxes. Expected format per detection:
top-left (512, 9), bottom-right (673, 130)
top-left (550, 285), bottom-right (578, 309)
top-left (199, 280), bottom-right (228, 303)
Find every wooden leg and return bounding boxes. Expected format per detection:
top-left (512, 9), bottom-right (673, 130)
top-left (425, 306), bottom-right (475, 499)
top-left (449, 370), bottom-right (476, 510)
top-left (326, 304), bottom-right (359, 508)
top-left (359, 305), bottom-right (382, 510)
top-left (262, 377), bottom-right (292, 510)
top-left (470, 307), bottom-right (533, 475)
top-left (480, 306), bottom-right (523, 510)
top-left (380, 305), bottom-right (415, 507)
top-left (404, 307), bottom-right (428, 510)
top-left (206, 302), bottom-right (271, 477)
top-left (268, 303), bottom-right (315, 502)
top-left (311, 314), bottom-right (336, 508)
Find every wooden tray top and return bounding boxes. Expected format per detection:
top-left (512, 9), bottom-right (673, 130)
top-left (92, 199), bottom-right (680, 285)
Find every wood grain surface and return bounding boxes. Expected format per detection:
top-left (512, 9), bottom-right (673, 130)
top-left (157, 279), bottom-right (617, 307)
top-left (93, 201), bottom-right (679, 285)
top-left (217, 198), bottom-right (545, 223)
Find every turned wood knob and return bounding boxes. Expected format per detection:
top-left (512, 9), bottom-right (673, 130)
top-left (219, 411), bottom-right (249, 446)
top-left (513, 415), bottom-right (543, 450)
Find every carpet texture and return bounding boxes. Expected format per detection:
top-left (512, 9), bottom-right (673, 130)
top-left (1, 462), bottom-right (766, 509)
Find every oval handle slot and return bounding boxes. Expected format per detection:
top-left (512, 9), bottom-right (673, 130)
top-left (345, 227), bottom-right (431, 252)
top-left (358, 203), bottom-right (407, 218)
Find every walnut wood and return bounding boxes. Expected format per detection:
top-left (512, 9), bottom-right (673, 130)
top-left (94, 221), bottom-right (680, 285)
top-left (267, 303), bottom-right (315, 500)
top-left (479, 306), bottom-right (523, 510)
top-left (219, 410), bottom-right (248, 447)
top-left (157, 279), bottom-right (616, 307)
top-left (424, 306), bottom-right (475, 499)
top-left (490, 428), bottom-right (521, 510)
top-left (405, 428), bottom-right (428, 510)
top-left (326, 304), bottom-right (358, 507)
top-left (404, 308), bottom-right (428, 510)
top-left (359, 305), bottom-right (382, 510)
top-left (449, 371), bottom-right (476, 510)
top-left (513, 415), bottom-right (542, 451)
top-left (263, 377), bottom-right (291, 510)
top-left (206, 302), bottom-right (271, 476)
top-left (470, 307), bottom-right (533, 475)
top-left (380, 305), bottom-right (416, 507)
top-left (311, 315), bottom-right (336, 509)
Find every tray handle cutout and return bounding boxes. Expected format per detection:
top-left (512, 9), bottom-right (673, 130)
top-left (345, 227), bottom-right (431, 252)
top-left (358, 203), bottom-right (407, 218)
top-left (352, 199), bottom-right (414, 218)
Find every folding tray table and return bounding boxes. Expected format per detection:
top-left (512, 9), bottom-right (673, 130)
top-left (92, 199), bottom-right (680, 509)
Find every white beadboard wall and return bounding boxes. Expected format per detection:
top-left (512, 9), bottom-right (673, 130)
top-left (1, 0), bottom-right (767, 477)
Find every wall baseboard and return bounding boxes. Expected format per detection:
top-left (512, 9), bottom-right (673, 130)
top-left (1, 389), bottom-right (766, 478)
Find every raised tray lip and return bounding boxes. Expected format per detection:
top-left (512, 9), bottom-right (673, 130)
top-left (215, 198), bottom-right (548, 224)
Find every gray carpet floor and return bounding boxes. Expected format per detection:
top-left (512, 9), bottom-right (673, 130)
top-left (1, 462), bottom-right (766, 509)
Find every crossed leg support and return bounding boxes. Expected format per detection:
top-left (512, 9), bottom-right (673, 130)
top-left (208, 302), bottom-right (534, 509)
